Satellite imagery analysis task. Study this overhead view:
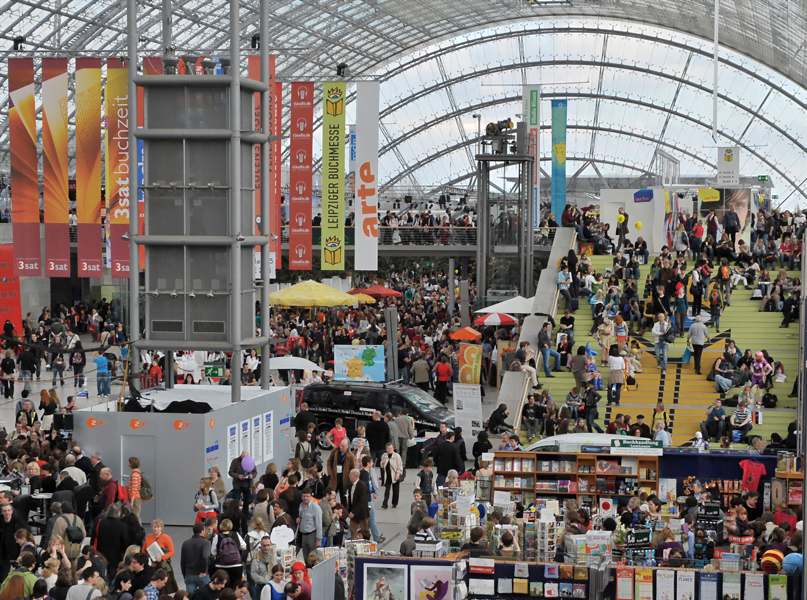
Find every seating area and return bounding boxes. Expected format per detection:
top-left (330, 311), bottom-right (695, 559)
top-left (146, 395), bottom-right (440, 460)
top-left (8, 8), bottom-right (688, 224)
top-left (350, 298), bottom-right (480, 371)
top-left (521, 252), bottom-right (798, 446)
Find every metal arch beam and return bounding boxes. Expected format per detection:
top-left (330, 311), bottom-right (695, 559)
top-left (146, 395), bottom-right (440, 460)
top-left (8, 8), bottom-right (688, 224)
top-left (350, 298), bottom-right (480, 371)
top-left (378, 94), bottom-right (716, 171)
top-left (303, 52), bottom-right (807, 176)
top-left (651, 50), bottom-right (694, 170)
top-left (589, 34), bottom-right (609, 158)
top-left (434, 56), bottom-right (476, 171)
top-left (430, 156), bottom-right (656, 193)
top-left (388, 123), bottom-right (717, 195)
top-left (379, 91), bottom-right (806, 202)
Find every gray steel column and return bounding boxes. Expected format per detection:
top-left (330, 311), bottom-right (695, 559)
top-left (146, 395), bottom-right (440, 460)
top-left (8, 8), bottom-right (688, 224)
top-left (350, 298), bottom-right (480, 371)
top-left (127, 0), bottom-right (139, 380)
top-left (162, 0), bottom-right (172, 56)
top-left (260, 0), bottom-right (271, 390)
top-left (229, 0), bottom-right (243, 403)
top-left (476, 161), bottom-right (488, 302)
top-left (384, 307), bottom-right (398, 382)
top-left (165, 351), bottom-right (174, 389)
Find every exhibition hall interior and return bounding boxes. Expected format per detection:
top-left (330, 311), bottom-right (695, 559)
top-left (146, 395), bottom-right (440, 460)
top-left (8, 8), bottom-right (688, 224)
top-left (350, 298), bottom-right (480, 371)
top-left (1, 0), bottom-right (807, 599)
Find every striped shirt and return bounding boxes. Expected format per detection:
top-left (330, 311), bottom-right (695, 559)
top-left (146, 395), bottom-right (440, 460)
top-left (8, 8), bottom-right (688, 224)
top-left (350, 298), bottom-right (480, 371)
top-left (732, 408), bottom-right (750, 425)
top-left (129, 469), bottom-right (142, 499)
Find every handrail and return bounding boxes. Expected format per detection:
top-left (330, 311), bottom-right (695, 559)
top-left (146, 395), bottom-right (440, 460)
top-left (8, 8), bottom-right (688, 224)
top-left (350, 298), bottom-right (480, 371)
top-left (278, 226), bottom-right (561, 246)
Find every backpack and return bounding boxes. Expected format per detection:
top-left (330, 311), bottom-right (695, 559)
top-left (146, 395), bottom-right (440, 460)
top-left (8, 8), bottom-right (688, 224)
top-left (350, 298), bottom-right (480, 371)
top-left (723, 395), bottom-right (738, 408)
top-left (217, 533), bottom-right (242, 566)
top-left (71, 352), bottom-right (83, 366)
top-left (108, 479), bottom-right (129, 505)
top-left (762, 394), bottom-right (778, 409)
top-left (297, 442), bottom-right (316, 470)
top-left (136, 469), bottom-right (154, 502)
top-left (719, 266), bottom-right (731, 280)
top-left (60, 514), bottom-right (84, 544)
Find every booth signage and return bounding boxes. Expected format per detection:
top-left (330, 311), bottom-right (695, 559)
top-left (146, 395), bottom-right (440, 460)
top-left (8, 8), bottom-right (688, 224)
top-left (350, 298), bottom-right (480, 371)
top-left (468, 558), bottom-right (495, 574)
top-left (610, 439), bottom-right (663, 455)
top-left (633, 189), bottom-right (653, 203)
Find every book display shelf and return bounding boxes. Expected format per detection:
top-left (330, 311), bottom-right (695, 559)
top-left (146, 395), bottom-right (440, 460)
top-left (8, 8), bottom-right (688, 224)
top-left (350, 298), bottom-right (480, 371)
top-left (493, 451), bottom-right (660, 508)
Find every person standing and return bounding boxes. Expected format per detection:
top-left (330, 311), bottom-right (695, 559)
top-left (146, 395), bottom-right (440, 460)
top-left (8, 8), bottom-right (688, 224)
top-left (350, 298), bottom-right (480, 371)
top-left (434, 356), bottom-right (452, 404)
top-left (0, 504), bottom-right (25, 580)
top-left (65, 566), bottom-right (103, 600)
top-left (93, 351), bottom-right (110, 397)
top-left (722, 205), bottom-right (741, 249)
top-left (210, 519), bottom-right (247, 588)
top-left (95, 504), bottom-right (129, 580)
top-left (615, 207), bottom-right (629, 253)
top-left (346, 469), bottom-right (369, 539)
top-left (228, 451), bottom-right (256, 517)
top-left (435, 431), bottom-right (463, 489)
top-left (143, 570), bottom-right (169, 600)
top-left (359, 456), bottom-right (383, 543)
top-left (651, 314), bottom-right (670, 374)
top-left (393, 412), bottom-right (414, 471)
top-left (410, 356), bottom-right (430, 391)
top-left (128, 457), bottom-right (143, 521)
top-left (537, 324), bottom-right (561, 379)
top-left (180, 522), bottom-right (212, 595)
top-left (686, 316), bottom-right (710, 375)
top-left (295, 489), bottom-right (322, 564)
top-left (142, 519), bottom-right (176, 592)
top-left (0, 351), bottom-right (15, 400)
top-left (365, 412), bottom-right (389, 466)
top-left (326, 439), bottom-right (355, 506)
top-left (379, 443), bottom-right (402, 510)
top-left (18, 347), bottom-right (36, 394)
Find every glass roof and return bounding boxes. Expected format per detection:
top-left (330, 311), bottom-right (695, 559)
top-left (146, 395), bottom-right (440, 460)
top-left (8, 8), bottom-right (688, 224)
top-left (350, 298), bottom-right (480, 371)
top-left (1, 1), bottom-right (806, 207)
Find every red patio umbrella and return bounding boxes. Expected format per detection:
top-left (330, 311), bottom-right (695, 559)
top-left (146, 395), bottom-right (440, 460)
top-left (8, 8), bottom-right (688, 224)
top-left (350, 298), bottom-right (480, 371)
top-left (349, 285), bottom-right (402, 299)
top-left (473, 313), bottom-right (518, 327)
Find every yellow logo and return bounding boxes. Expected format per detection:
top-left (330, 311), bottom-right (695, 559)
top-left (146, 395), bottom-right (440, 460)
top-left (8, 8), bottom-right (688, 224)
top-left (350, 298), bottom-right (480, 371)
top-left (325, 87), bottom-right (344, 117)
top-left (323, 236), bottom-right (342, 265)
top-left (553, 142), bottom-right (566, 164)
top-left (724, 149), bottom-right (733, 163)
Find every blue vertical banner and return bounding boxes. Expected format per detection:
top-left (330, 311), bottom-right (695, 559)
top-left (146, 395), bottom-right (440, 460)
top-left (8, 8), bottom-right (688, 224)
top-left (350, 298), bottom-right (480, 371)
top-left (550, 100), bottom-right (567, 219)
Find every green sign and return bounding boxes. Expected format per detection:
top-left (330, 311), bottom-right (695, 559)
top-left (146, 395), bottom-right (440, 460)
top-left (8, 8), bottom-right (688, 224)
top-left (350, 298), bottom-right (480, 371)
top-left (529, 89), bottom-right (539, 126)
top-left (772, 195), bottom-right (779, 199)
top-left (610, 438), bottom-right (663, 455)
top-left (758, 175), bottom-right (769, 181)
top-left (204, 366), bottom-right (224, 378)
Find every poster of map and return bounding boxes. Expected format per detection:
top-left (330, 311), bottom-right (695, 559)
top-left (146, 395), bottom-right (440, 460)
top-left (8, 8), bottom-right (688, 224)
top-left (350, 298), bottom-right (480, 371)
top-left (334, 344), bottom-right (386, 381)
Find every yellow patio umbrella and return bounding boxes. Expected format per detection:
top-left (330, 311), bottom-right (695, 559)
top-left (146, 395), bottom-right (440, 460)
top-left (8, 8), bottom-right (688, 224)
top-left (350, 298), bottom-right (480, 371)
top-left (352, 293), bottom-right (377, 304)
top-left (269, 280), bottom-right (358, 307)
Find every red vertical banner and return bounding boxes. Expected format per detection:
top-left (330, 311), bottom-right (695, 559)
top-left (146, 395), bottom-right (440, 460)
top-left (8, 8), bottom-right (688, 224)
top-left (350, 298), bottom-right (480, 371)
top-left (247, 56), bottom-right (262, 278)
top-left (8, 58), bottom-right (40, 276)
top-left (75, 58), bottom-right (103, 277)
top-left (289, 83), bottom-right (313, 270)
top-left (106, 59), bottom-right (130, 277)
top-left (266, 57), bottom-right (281, 273)
top-left (138, 58), bottom-right (162, 269)
top-left (0, 246), bottom-right (23, 332)
top-left (41, 58), bottom-right (70, 276)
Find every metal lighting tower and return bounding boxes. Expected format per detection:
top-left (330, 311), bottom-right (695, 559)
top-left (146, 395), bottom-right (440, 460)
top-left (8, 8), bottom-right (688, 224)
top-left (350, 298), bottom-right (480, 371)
top-left (475, 120), bottom-right (535, 300)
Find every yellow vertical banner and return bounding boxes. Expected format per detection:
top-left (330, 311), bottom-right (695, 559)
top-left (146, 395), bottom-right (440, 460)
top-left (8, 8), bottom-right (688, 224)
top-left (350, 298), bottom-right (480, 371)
top-left (458, 343), bottom-right (482, 384)
top-left (321, 82), bottom-right (346, 270)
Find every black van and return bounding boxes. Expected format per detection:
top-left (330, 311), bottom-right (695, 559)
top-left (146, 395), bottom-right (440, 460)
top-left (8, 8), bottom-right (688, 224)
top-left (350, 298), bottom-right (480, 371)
top-left (300, 381), bottom-right (454, 450)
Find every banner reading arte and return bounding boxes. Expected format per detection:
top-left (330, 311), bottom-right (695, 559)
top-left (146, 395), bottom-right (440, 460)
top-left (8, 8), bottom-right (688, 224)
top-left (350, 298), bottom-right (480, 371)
top-left (41, 58), bottom-right (70, 277)
top-left (106, 58), bottom-right (130, 278)
top-left (289, 82), bottom-right (314, 270)
top-left (75, 58), bottom-right (103, 278)
top-left (321, 82), bottom-right (346, 270)
top-left (354, 81), bottom-right (380, 271)
top-left (8, 58), bottom-right (40, 276)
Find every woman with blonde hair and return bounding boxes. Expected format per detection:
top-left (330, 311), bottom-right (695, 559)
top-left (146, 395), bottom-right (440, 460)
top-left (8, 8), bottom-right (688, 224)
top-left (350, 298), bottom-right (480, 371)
top-left (46, 534), bottom-right (73, 571)
top-left (193, 477), bottom-right (219, 523)
top-left (208, 466), bottom-right (226, 502)
top-left (39, 558), bottom-right (61, 590)
top-left (142, 519), bottom-right (178, 593)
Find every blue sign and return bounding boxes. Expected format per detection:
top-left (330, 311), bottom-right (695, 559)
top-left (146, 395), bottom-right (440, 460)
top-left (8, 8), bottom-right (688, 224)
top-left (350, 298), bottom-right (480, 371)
top-left (634, 189), bottom-right (653, 203)
top-left (334, 344), bottom-right (386, 382)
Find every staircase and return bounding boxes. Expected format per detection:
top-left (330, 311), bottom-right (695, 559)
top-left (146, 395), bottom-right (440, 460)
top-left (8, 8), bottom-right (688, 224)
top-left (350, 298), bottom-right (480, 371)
top-left (520, 252), bottom-right (798, 447)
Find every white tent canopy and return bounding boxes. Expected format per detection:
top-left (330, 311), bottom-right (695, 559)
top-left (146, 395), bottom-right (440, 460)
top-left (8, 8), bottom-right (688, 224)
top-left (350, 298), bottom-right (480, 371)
top-left (475, 295), bottom-right (535, 314)
top-left (265, 356), bottom-right (325, 372)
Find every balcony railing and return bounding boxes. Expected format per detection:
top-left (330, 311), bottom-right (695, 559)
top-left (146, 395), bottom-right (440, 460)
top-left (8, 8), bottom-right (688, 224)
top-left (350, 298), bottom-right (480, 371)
top-left (278, 226), bottom-right (559, 247)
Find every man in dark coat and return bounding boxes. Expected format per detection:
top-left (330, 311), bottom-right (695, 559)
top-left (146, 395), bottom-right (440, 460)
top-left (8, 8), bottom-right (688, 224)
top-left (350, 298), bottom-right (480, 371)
top-left (94, 504), bottom-right (129, 580)
top-left (87, 453), bottom-right (106, 493)
top-left (293, 403), bottom-right (317, 433)
top-left (346, 469), bottom-right (369, 538)
top-left (72, 446), bottom-right (93, 475)
top-left (130, 552), bottom-right (156, 592)
top-left (365, 411), bottom-right (390, 466)
top-left (228, 450), bottom-right (257, 514)
top-left (435, 431), bottom-right (463, 488)
top-left (0, 504), bottom-right (26, 580)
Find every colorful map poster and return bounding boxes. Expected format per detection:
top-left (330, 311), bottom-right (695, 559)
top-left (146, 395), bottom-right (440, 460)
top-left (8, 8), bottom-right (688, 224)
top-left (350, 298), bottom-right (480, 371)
top-left (334, 344), bottom-right (386, 381)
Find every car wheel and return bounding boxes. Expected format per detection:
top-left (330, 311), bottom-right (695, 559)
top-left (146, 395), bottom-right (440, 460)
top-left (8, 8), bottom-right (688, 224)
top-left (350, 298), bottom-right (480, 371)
top-left (317, 424), bottom-right (333, 450)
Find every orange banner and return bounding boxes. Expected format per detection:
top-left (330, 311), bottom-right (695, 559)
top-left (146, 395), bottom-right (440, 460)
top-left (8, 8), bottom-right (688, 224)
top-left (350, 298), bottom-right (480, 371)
top-left (8, 58), bottom-right (41, 275)
top-left (268, 57), bottom-right (281, 274)
top-left (75, 58), bottom-right (103, 277)
top-left (458, 343), bottom-right (483, 385)
top-left (42, 58), bottom-right (70, 276)
top-left (106, 58), bottom-right (130, 277)
top-left (248, 56), bottom-right (262, 274)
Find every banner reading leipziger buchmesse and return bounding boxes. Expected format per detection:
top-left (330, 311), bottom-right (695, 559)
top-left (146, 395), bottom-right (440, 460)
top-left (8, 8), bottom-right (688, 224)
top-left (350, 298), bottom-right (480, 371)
top-left (354, 81), bottom-right (380, 271)
top-left (321, 82), bottom-right (346, 271)
top-left (106, 58), bottom-right (130, 278)
top-left (289, 82), bottom-right (313, 270)
top-left (75, 58), bottom-right (103, 278)
top-left (8, 58), bottom-right (40, 276)
top-left (41, 58), bottom-right (70, 277)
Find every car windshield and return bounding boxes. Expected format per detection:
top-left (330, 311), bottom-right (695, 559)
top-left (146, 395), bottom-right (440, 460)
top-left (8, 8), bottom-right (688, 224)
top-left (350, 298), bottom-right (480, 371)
top-left (402, 389), bottom-right (444, 413)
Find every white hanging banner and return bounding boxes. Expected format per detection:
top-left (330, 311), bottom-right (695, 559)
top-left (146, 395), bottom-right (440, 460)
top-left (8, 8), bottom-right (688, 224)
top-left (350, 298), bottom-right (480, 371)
top-left (354, 81), bottom-right (380, 271)
top-left (716, 146), bottom-right (740, 186)
top-left (523, 85), bottom-right (541, 227)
